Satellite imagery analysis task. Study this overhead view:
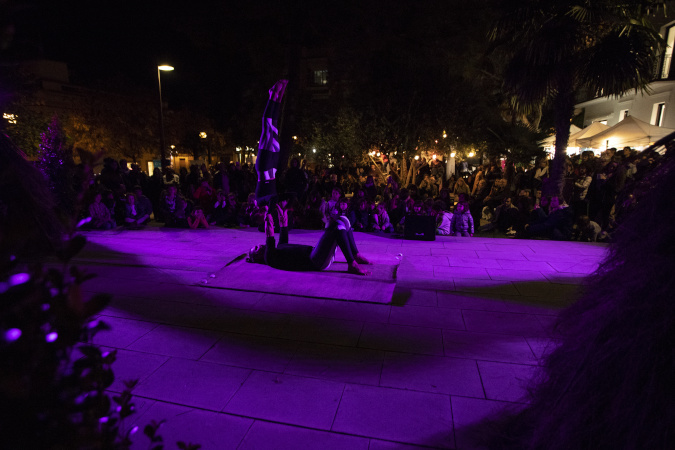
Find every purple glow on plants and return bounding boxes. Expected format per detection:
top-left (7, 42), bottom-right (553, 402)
top-left (130, 426), bottom-right (139, 434)
top-left (0, 282), bottom-right (7, 294)
top-left (9, 273), bottom-right (29, 286)
top-left (98, 416), bottom-right (109, 424)
top-left (45, 332), bottom-right (58, 342)
top-left (87, 319), bottom-right (99, 329)
top-left (77, 217), bottom-right (92, 228)
top-left (42, 303), bottom-right (51, 311)
top-left (5, 328), bottom-right (22, 342)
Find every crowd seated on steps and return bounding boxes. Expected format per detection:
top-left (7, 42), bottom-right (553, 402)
top-left (82, 147), bottom-right (662, 243)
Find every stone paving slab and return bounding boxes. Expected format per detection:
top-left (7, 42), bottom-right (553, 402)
top-left (73, 228), bottom-right (607, 449)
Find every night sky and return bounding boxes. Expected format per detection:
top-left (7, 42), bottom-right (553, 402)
top-left (3, 0), bottom-right (307, 120)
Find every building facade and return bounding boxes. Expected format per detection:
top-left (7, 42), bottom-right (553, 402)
top-left (575, 20), bottom-right (675, 130)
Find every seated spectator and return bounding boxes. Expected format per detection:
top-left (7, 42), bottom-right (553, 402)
top-left (336, 196), bottom-right (356, 229)
top-left (166, 195), bottom-right (190, 228)
top-left (513, 195), bottom-right (535, 235)
top-left (193, 179), bottom-right (215, 214)
top-left (304, 190), bottom-right (325, 230)
top-left (353, 198), bottom-right (372, 231)
top-left (363, 175), bottom-right (378, 200)
top-left (482, 178), bottom-right (508, 220)
top-left (242, 193), bottom-right (263, 228)
top-left (435, 187), bottom-right (452, 210)
top-left (211, 190), bottom-right (228, 226)
top-left (450, 201), bottom-right (474, 237)
top-left (221, 193), bottom-right (242, 227)
top-left (188, 207), bottom-right (210, 229)
top-left (411, 200), bottom-right (425, 215)
top-left (372, 202), bottom-right (394, 233)
top-left (88, 192), bottom-right (116, 230)
top-left (320, 187), bottom-right (342, 227)
top-left (492, 196), bottom-right (519, 233)
top-left (431, 201), bottom-right (453, 236)
top-left (162, 185), bottom-right (190, 228)
top-left (521, 196), bottom-right (574, 240)
top-left (123, 193), bottom-right (150, 229)
top-left (132, 185), bottom-right (154, 221)
top-left (574, 215), bottom-right (605, 242)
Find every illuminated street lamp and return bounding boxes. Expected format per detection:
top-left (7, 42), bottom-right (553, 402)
top-left (157, 64), bottom-right (174, 170)
top-left (199, 131), bottom-right (211, 164)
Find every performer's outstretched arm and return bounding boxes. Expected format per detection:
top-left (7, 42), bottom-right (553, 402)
top-left (255, 80), bottom-right (288, 202)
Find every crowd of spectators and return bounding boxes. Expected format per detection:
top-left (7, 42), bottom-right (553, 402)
top-left (83, 147), bottom-right (664, 242)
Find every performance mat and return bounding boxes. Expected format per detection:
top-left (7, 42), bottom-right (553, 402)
top-left (205, 253), bottom-right (401, 304)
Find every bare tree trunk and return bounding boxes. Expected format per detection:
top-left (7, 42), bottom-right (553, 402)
top-left (546, 81), bottom-right (575, 197)
top-left (406, 159), bottom-right (415, 187)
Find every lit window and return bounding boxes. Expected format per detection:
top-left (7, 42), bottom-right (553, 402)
top-left (662, 25), bottom-right (675, 78)
top-left (653, 102), bottom-right (666, 126)
top-left (312, 70), bottom-right (328, 86)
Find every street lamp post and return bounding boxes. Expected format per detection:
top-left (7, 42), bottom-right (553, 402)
top-left (157, 64), bottom-right (174, 171)
top-left (199, 131), bottom-right (210, 164)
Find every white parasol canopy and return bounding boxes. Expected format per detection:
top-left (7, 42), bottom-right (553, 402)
top-left (576, 116), bottom-right (675, 149)
top-left (539, 122), bottom-right (610, 148)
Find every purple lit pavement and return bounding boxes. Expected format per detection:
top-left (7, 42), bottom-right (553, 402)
top-left (74, 226), bottom-right (607, 449)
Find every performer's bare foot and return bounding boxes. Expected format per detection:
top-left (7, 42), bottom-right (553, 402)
top-left (269, 80), bottom-right (288, 101)
top-left (348, 261), bottom-right (371, 276)
top-left (354, 253), bottom-right (373, 265)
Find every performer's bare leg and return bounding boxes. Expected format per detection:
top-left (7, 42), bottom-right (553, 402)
top-left (255, 80), bottom-right (288, 202)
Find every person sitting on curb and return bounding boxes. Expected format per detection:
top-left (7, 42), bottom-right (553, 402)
top-left (247, 204), bottom-right (373, 275)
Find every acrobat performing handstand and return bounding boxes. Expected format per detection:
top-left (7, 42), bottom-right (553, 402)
top-left (255, 79), bottom-right (288, 202)
top-left (247, 204), bottom-right (373, 275)
top-left (249, 79), bottom-right (372, 275)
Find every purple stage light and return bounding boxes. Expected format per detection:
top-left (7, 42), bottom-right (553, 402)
top-left (5, 328), bottom-right (22, 342)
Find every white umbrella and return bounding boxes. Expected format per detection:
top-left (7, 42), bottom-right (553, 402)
top-left (576, 116), bottom-right (675, 149)
top-left (538, 125), bottom-right (581, 147)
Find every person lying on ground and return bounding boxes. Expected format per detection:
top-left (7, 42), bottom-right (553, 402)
top-left (247, 204), bottom-right (372, 275)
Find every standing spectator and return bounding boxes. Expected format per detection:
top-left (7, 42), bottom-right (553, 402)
top-left (284, 157), bottom-right (309, 202)
top-left (147, 167), bottom-right (164, 220)
top-left (213, 162), bottom-right (230, 195)
top-left (453, 177), bottom-right (471, 200)
top-left (532, 158), bottom-right (549, 192)
top-left (572, 165), bottom-right (593, 218)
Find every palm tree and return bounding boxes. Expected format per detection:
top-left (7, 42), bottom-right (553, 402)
top-left (489, 0), bottom-right (665, 195)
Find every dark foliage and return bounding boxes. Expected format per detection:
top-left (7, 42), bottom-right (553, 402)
top-left (471, 142), bottom-right (675, 449)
